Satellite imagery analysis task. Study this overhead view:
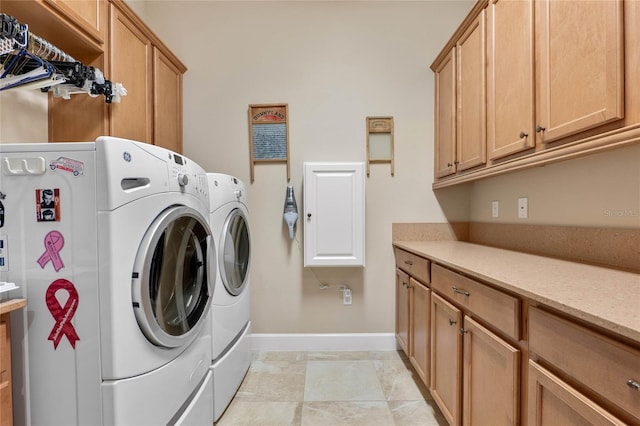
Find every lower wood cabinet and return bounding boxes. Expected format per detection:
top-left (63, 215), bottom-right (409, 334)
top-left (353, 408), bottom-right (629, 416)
top-left (462, 316), bottom-right (519, 426)
top-left (430, 294), bottom-right (520, 426)
top-left (395, 270), bottom-right (431, 388)
top-left (528, 306), bottom-right (640, 424)
top-left (409, 278), bottom-right (430, 386)
top-left (527, 360), bottom-right (626, 426)
top-left (0, 318), bottom-right (12, 426)
top-left (395, 268), bottom-right (410, 354)
top-left (393, 245), bottom-right (638, 425)
top-left (430, 293), bottom-right (462, 425)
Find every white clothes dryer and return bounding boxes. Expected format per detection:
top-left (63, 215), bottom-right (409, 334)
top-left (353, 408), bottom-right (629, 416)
top-left (1, 137), bottom-right (214, 425)
top-left (206, 173), bottom-right (251, 421)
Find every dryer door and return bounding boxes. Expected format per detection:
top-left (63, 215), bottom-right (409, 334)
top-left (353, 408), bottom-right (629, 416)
top-left (132, 206), bottom-right (214, 348)
top-left (219, 207), bottom-right (250, 296)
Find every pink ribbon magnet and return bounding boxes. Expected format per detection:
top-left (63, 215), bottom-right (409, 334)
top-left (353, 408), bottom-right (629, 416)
top-left (37, 230), bottom-right (65, 272)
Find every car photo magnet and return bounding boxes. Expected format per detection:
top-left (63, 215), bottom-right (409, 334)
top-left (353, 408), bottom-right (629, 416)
top-left (36, 188), bottom-right (60, 222)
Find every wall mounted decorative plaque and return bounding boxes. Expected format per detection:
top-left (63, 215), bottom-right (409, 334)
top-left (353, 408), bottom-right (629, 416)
top-left (248, 104), bottom-right (290, 182)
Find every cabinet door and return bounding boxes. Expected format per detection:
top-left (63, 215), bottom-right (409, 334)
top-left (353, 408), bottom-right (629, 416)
top-left (109, 4), bottom-right (153, 143)
top-left (462, 316), bottom-right (520, 426)
top-left (535, 0), bottom-right (624, 144)
top-left (409, 278), bottom-right (430, 387)
top-left (456, 10), bottom-right (487, 172)
top-left (303, 162), bottom-right (365, 267)
top-left (487, 0), bottom-right (535, 159)
top-left (430, 293), bottom-right (462, 425)
top-left (45, 0), bottom-right (106, 43)
top-left (0, 318), bottom-right (12, 426)
top-left (528, 360), bottom-right (626, 426)
top-left (434, 48), bottom-right (457, 178)
top-left (153, 47), bottom-right (183, 153)
top-left (395, 269), bottom-right (411, 355)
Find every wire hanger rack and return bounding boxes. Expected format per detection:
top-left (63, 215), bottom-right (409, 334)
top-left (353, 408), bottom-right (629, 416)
top-left (0, 13), bottom-right (126, 103)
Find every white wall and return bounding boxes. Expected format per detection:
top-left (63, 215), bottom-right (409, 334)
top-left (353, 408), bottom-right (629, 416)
top-left (0, 91), bottom-right (48, 143)
top-left (468, 145), bottom-right (640, 228)
top-left (144, 0), bottom-right (473, 333)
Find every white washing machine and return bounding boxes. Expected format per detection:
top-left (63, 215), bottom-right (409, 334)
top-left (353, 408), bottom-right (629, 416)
top-left (0, 137), bottom-right (214, 425)
top-left (206, 173), bottom-right (251, 421)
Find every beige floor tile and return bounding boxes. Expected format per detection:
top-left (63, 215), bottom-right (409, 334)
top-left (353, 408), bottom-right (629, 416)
top-left (301, 401), bottom-right (394, 426)
top-left (235, 360), bottom-right (306, 402)
top-left (256, 351), bottom-right (307, 362)
top-left (217, 352), bottom-right (447, 425)
top-left (216, 400), bottom-right (302, 426)
top-left (304, 360), bottom-right (385, 402)
top-left (306, 350), bottom-right (406, 361)
top-left (373, 359), bottom-right (431, 401)
top-left (388, 400), bottom-right (448, 426)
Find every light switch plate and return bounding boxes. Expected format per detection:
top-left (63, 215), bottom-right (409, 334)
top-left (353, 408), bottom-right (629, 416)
top-left (518, 197), bottom-right (528, 219)
top-left (492, 201), bottom-right (499, 218)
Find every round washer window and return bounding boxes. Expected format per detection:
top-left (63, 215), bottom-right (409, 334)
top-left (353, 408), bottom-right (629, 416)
top-left (220, 208), bottom-right (250, 296)
top-left (132, 206), bottom-right (214, 348)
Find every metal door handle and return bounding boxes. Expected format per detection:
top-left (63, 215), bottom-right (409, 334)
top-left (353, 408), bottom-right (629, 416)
top-left (452, 286), bottom-right (470, 296)
top-left (628, 379), bottom-right (640, 390)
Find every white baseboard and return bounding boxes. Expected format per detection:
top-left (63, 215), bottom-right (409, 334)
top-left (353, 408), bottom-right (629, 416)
top-left (249, 333), bottom-right (398, 352)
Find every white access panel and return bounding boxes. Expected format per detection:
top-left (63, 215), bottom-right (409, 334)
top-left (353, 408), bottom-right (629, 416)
top-left (303, 162), bottom-right (365, 267)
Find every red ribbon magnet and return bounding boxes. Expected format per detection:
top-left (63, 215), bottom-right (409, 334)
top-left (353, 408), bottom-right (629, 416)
top-left (46, 279), bottom-right (80, 350)
top-left (37, 231), bottom-right (65, 271)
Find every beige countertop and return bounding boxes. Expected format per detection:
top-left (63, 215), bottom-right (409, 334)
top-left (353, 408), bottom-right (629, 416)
top-left (393, 241), bottom-right (640, 343)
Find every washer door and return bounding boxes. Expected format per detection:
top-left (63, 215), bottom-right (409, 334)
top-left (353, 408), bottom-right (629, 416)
top-left (132, 205), bottom-right (214, 348)
top-left (219, 207), bottom-right (250, 296)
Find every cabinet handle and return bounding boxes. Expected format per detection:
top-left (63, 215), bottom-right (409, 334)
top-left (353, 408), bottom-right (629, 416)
top-left (447, 162), bottom-right (453, 167)
top-left (628, 379), bottom-right (640, 390)
top-left (459, 328), bottom-right (468, 335)
top-left (402, 281), bottom-right (408, 287)
top-left (536, 125), bottom-right (546, 133)
top-left (448, 319), bottom-right (457, 326)
top-left (452, 286), bottom-right (470, 296)
top-left (454, 160), bottom-right (459, 165)
top-left (404, 260), bottom-right (413, 266)
top-left (519, 131), bottom-right (528, 138)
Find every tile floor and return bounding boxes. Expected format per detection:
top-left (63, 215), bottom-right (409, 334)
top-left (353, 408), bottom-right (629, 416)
top-left (216, 351), bottom-right (447, 426)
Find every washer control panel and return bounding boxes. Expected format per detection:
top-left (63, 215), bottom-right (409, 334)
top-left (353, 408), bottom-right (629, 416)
top-left (168, 153), bottom-right (208, 201)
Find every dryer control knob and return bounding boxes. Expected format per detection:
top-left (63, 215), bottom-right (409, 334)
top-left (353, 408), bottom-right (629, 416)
top-left (177, 173), bottom-right (189, 187)
top-left (234, 189), bottom-right (242, 199)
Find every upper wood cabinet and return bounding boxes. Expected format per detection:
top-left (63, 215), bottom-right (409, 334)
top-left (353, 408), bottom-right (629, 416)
top-left (109, 3), bottom-right (153, 144)
top-left (434, 10), bottom-right (487, 179)
top-left (109, 1), bottom-right (186, 151)
top-left (44, 0), bottom-right (107, 45)
top-left (1, 0), bottom-right (106, 53)
top-left (456, 10), bottom-right (487, 172)
top-left (154, 47), bottom-right (184, 154)
top-left (4, 0), bottom-right (186, 151)
top-left (487, 0), bottom-right (535, 160)
top-left (434, 48), bottom-right (457, 178)
top-left (535, 0), bottom-right (624, 144)
top-left (432, 0), bottom-right (637, 187)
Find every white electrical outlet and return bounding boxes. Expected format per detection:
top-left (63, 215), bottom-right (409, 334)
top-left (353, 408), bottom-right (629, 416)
top-left (518, 197), bottom-right (528, 219)
top-left (492, 201), bottom-right (499, 218)
top-left (343, 289), bottom-right (352, 305)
